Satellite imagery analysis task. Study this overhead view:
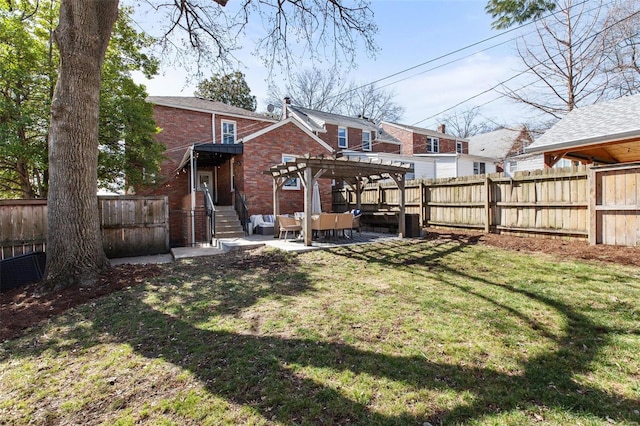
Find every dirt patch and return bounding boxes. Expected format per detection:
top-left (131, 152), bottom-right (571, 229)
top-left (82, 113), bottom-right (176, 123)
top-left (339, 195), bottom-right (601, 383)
top-left (422, 228), bottom-right (640, 268)
top-left (2, 233), bottom-right (639, 342)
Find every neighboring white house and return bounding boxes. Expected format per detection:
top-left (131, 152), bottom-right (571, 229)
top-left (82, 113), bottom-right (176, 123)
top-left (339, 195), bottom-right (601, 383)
top-left (468, 127), bottom-right (540, 173)
top-left (343, 151), bottom-right (436, 180)
top-left (414, 153), bottom-right (497, 178)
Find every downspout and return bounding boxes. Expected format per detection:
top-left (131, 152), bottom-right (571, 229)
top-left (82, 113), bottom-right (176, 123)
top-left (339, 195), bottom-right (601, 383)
top-left (212, 113), bottom-right (218, 203)
top-left (189, 145), bottom-right (196, 246)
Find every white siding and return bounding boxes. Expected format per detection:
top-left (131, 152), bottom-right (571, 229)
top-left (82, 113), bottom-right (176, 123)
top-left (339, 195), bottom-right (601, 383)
top-left (517, 155), bottom-right (545, 171)
top-left (413, 161), bottom-right (436, 179)
top-left (435, 157), bottom-right (458, 178)
top-left (458, 158), bottom-right (476, 176)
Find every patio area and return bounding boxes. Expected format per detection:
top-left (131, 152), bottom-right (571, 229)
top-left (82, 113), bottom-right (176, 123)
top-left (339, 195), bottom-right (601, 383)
top-left (215, 230), bottom-right (404, 254)
top-left (110, 231), bottom-right (407, 265)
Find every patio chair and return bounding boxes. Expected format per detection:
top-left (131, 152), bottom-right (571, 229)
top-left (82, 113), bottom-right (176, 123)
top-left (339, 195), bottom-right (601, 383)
top-left (336, 213), bottom-right (354, 238)
top-left (312, 213), bottom-right (337, 240)
top-left (277, 215), bottom-right (302, 240)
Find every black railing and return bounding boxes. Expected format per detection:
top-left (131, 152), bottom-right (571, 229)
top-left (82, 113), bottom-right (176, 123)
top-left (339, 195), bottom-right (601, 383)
top-left (234, 190), bottom-right (250, 235)
top-left (202, 183), bottom-right (216, 240)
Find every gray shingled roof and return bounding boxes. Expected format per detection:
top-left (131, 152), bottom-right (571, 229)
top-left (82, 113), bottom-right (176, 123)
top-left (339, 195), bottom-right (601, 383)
top-left (287, 105), bottom-right (379, 132)
top-left (468, 128), bottom-right (523, 159)
top-left (527, 94), bottom-right (640, 153)
top-left (147, 96), bottom-right (274, 121)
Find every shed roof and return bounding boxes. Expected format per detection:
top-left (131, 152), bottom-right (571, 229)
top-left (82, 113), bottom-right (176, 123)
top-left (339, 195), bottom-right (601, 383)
top-left (526, 95), bottom-right (640, 163)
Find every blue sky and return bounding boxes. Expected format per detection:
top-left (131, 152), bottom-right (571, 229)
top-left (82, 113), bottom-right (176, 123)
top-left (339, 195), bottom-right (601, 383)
top-left (133, 0), bottom-right (541, 129)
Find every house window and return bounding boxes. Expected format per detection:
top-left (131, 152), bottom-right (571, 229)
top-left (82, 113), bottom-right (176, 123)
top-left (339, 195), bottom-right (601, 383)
top-left (338, 127), bottom-right (348, 149)
top-left (427, 137), bottom-right (439, 153)
top-left (221, 120), bottom-right (236, 144)
top-left (473, 162), bottom-right (486, 175)
top-left (362, 131), bottom-right (372, 151)
top-left (456, 141), bottom-right (463, 154)
top-left (197, 171), bottom-right (213, 191)
top-left (406, 163), bottom-right (415, 180)
top-left (282, 155), bottom-right (300, 190)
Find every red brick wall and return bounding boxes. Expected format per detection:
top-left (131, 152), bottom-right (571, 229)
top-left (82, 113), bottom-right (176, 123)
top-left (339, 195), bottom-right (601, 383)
top-left (375, 142), bottom-right (401, 153)
top-left (317, 123), bottom-right (385, 153)
top-left (242, 122), bottom-right (333, 215)
top-left (380, 125), bottom-right (414, 155)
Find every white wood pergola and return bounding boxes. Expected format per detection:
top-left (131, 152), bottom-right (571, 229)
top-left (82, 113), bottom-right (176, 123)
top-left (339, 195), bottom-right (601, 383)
top-left (265, 154), bottom-right (414, 246)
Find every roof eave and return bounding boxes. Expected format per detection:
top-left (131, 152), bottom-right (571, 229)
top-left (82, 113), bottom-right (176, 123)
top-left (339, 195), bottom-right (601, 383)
top-left (526, 130), bottom-right (640, 154)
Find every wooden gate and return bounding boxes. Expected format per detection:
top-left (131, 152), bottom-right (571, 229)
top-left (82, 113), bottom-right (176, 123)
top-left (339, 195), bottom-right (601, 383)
top-left (590, 163), bottom-right (640, 246)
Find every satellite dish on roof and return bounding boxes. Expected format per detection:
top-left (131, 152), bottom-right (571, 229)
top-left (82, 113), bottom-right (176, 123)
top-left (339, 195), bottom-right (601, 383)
top-left (267, 104), bottom-right (275, 112)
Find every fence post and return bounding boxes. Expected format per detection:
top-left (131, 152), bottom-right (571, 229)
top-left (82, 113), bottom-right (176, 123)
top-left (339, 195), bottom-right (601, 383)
top-left (588, 166), bottom-right (598, 245)
top-left (484, 176), bottom-right (492, 233)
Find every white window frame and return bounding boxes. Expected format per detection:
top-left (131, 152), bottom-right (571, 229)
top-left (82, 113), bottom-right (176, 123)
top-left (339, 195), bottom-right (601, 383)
top-left (427, 137), bottom-right (439, 153)
top-left (362, 131), bottom-right (372, 151)
top-left (282, 155), bottom-right (300, 190)
top-left (338, 127), bottom-right (348, 149)
top-left (197, 171), bottom-right (213, 191)
top-left (221, 120), bottom-right (236, 144)
top-left (456, 140), bottom-right (463, 154)
top-left (473, 161), bottom-right (486, 175)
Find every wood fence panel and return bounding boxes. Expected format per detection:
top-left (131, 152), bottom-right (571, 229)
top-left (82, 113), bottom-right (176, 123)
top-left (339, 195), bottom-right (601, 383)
top-left (0, 196), bottom-right (169, 259)
top-left (592, 164), bottom-right (640, 246)
top-left (100, 196), bottom-right (169, 258)
top-left (0, 200), bottom-right (47, 259)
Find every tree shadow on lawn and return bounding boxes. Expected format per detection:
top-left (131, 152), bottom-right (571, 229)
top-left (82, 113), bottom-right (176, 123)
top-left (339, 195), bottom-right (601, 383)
top-left (4, 239), bottom-right (639, 424)
top-left (328, 238), bottom-right (640, 423)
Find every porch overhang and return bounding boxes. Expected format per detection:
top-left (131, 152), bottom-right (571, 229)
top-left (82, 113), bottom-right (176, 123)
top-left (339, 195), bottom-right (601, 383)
top-left (176, 143), bottom-right (243, 170)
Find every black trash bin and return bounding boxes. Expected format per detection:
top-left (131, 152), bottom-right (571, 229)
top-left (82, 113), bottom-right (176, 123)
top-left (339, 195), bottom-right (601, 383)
top-left (404, 213), bottom-right (421, 238)
top-left (0, 251), bottom-right (46, 292)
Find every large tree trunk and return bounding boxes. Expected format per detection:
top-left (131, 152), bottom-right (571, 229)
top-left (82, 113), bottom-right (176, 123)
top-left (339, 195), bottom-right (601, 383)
top-left (46, 0), bottom-right (119, 288)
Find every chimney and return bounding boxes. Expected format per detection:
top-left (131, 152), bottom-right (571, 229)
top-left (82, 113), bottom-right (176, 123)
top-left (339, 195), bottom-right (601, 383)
top-left (437, 124), bottom-right (446, 134)
top-left (282, 97), bottom-right (291, 119)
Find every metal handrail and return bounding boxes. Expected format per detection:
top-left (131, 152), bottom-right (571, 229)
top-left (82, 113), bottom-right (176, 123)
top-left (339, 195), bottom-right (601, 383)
top-left (234, 190), bottom-right (250, 235)
top-left (202, 183), bottom-right (216, 239)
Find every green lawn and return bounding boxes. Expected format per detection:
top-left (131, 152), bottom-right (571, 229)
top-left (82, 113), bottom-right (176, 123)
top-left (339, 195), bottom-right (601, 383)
top-left (1, 239), bottom-right (639, 425)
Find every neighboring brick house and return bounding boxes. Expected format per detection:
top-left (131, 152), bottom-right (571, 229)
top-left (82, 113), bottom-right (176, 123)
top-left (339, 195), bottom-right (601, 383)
top-left (142, 97), bottom-right (333, 246)
top-left (379, 122), bottom-right (468, 156)
top-left (284, 102), bottom-right (402, 154)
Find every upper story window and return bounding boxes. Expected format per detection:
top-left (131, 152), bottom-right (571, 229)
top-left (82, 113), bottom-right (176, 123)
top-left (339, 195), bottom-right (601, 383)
top-left (222, 120), bottom-right (236, 144)
top-left (473, 161), bottom-right (486, 175)
top-left (338, 127), bottom-right (348, 149)
top-left (456, 141), bottom-right (464, 154)
top-left (427, 137), bottom-right (439, 153)
top-left (362, 131), bottom-right (372, 151)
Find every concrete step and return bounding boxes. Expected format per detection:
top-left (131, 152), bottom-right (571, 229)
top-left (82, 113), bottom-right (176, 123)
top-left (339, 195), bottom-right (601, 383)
top-left (214, 230), bottom-right (246, 239)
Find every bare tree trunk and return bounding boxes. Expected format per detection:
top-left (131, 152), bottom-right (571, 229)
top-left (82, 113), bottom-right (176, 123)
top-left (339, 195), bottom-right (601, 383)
top-left (45, 0), bottom-right (119, 288)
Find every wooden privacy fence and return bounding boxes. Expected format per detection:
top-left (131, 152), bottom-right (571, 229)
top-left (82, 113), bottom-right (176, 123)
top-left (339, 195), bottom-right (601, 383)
top-left (333, 163), bottom-right (640, 246)
top-left (0, 196), bottom-right (169, 259)
top-left (0, 199), bottom-right (47, 259)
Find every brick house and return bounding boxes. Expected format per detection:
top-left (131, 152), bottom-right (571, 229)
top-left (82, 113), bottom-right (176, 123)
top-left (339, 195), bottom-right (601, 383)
top-left (142, 97), bottom-right (333, 247)
top-left (379, 122), bottom-right (468, 156)
top-left (284, 102), bottom-right (402, 154)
